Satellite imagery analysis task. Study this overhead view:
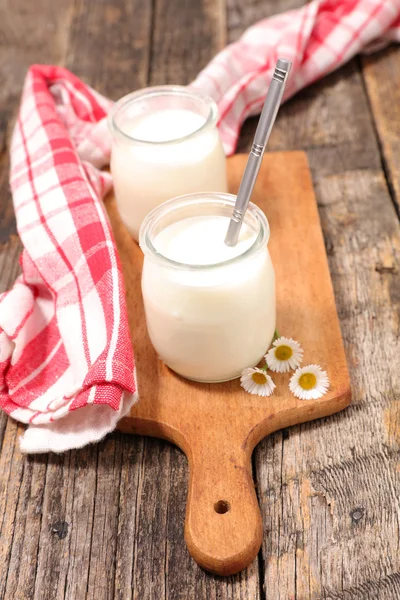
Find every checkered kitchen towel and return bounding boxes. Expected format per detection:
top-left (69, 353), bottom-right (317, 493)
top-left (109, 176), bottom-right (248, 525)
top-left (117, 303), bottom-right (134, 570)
top-left (192, 0), bottom-right (400, 155)
top-left (1, 0), bottom-right (399, 453)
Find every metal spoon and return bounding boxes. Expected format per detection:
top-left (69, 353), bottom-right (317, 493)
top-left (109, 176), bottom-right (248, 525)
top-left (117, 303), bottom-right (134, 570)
top-left (225, 58), bottom-right (292, 247)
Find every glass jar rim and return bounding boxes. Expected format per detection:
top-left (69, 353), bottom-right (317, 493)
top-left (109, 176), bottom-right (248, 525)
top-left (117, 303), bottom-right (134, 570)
top-left (139, 192), bottom-right (270, 271)
top-left (108, 85), bottom-right (219, 146)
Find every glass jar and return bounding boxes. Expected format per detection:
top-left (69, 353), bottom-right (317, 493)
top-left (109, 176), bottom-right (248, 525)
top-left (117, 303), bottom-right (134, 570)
top-left (109, 86), bottom-right (227, 240)
top-left (139, 192), bottom-right (276, 383)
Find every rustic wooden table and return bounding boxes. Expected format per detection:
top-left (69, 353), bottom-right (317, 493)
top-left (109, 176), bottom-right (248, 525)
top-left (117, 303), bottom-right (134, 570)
top-left (1, 1), bottom-right (399, 599)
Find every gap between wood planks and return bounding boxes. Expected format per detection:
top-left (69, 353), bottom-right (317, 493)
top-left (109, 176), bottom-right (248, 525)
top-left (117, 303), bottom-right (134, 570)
top-left (357, 55), bottom-right (400, 224)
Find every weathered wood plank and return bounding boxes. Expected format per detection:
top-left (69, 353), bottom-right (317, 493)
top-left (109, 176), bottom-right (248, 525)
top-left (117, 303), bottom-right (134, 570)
top-left (0, 160), bottom-right (17, 246)
top-left (149, 0), bottom-right (226, 86)
top-left (256, 168), bottom-right (400, 600)
top-left (227, 1), bottom-right (400, 597)
top-left (65, 0), bottom-right (152, 98)
top-left (86, 439), bottom-right (126, 600)
top-left (0, 420), bottom-right (26, 599)
top-left (361, 46), bottom-right (400, 214)
top-left (0, 0), bottom-right (73, 244)
top-left (0, 1), bottom-right (73, 595)
top-left (114, 437), bottom-right (144, 600)
top-left (3, 452), bottom-right (47, 600)
top-left (0, 236), bottom-right (22, 295)
top-left (227, 0), bottom-right (301, 43)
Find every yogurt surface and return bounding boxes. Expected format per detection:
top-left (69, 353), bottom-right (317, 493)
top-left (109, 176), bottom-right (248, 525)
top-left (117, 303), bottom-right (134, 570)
top-left (154, 215), bottom-right (256, 265)
top-left (127, 109), bottom-right (205, 143)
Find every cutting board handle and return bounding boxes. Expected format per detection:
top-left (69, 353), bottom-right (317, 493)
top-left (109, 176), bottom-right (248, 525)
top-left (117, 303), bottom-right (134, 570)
top-left (184, 439), bottom-right (263, 576)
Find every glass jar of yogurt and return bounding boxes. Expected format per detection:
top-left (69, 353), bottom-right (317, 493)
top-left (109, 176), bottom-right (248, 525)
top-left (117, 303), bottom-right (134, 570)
top-left (139, 192), bottom-right (276, 383)
top-left (109, 86), bottom-right (227, 241)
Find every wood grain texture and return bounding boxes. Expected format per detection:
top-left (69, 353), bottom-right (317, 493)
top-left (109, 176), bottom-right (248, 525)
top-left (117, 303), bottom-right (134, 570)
top-left (111, 152), bottom-right (350, 575)
top-left (227, 0), bottom-right (300, 42)
top-left (0, 0), bottom-right (261, 598)
top-left (65, 0), bottom-right (152, 98)
top-left (237, 59), bottom-right (381, 175)
top-left (0, 0), bottom-right (72, 247)
top-left (149, 0), bottom-right (226, 86)
top-left (361, 46), bottom-right (400, 215)
top-left (0, 0), bottom-right (399, 595)
top-left (0, 1), bottom-right (73, 595)
top-left (229, 1), bottom-right (400, 597)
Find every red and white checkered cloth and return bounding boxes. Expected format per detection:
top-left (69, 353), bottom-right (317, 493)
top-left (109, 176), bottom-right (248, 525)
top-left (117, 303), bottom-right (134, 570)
top-left (192, 0), bottom-right (400, 155)
top-left (1, 0), bottom-right (399, 453)
top-left (1, 67), bottom-right (137, 453)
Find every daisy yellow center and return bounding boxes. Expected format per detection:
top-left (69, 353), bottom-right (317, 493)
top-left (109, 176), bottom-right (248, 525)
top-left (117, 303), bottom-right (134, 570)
top-left (298, 373), bottom-right (317, 390)
top-left (275, 345), bottom-right (293, 361)
top-left (252, 372), bottom-right (268, 385)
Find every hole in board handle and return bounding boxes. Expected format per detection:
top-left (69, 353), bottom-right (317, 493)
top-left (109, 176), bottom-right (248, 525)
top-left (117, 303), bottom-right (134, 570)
top-left (214, 500), bottom-right (230, 514)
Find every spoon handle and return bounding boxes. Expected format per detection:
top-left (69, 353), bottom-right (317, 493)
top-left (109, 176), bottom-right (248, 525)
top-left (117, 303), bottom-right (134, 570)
top-left (225, 58), bottom-right (292, 247)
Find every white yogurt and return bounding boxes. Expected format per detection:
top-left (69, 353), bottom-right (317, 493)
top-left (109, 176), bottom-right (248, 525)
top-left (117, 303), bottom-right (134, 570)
top-left (126, 109), bottom-right (205, 142)
top-left (110, 89), bottom-right (227, 241)
top-left (154, 215), bottom-right (256, 265)
top-left (140, 196), bottom-right (276, 382)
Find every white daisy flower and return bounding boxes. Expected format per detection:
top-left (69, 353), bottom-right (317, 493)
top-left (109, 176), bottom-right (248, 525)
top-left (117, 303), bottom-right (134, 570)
top-left (289, 364), bottom-right (330, 400)
top-left (265, 337), bottom-right (304, 373)
top-left (240, 367), bottom-right (276, 397)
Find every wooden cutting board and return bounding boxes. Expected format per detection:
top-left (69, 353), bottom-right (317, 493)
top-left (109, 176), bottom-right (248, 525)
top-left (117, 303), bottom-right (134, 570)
top-left (105, 151), bottom-right (351, 576)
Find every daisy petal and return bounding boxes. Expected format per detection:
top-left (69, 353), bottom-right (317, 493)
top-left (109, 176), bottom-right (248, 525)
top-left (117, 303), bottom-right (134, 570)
top-left (289, 364), bottom-right (329, 400)
top-left (240, 367), bottom-right (276, 397)
top-left (265, 336), bottom-right (304, 373)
